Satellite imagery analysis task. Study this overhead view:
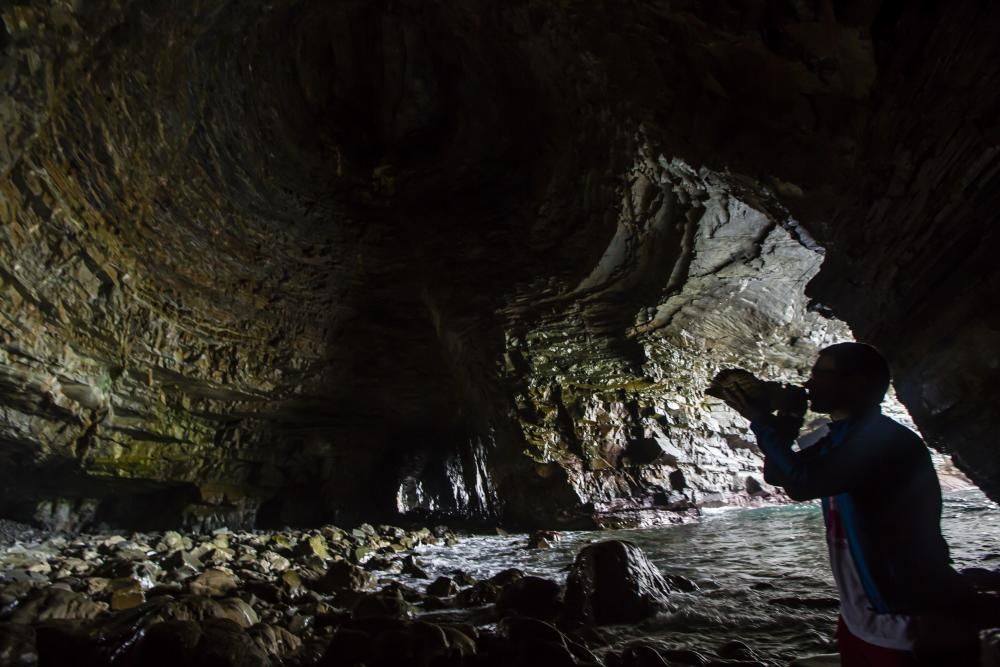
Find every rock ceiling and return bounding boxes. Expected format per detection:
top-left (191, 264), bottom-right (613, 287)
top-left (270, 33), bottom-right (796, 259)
top-left (0, 1), bottom-right (997, 529)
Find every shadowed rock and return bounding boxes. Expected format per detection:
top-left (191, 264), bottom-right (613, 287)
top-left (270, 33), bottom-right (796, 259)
top-left (497, 576), bottom-right (563, 622)
top-left (563, 540), bottom-right (674, 625)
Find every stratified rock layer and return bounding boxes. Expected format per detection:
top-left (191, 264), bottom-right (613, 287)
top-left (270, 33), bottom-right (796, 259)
top-left (1, 1), bottom-right (997, 526)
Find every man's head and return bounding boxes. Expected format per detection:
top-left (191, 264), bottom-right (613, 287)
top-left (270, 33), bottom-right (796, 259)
top-left (805, 342), bottom-right (891, 415)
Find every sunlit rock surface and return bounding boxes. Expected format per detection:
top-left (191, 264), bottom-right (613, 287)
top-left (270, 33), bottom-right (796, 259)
top-left (1, 1), bottom-right (997, 528)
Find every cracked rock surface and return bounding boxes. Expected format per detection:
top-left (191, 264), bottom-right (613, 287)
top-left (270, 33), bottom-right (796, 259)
top-left (0, 1), bottom-right (996, 528)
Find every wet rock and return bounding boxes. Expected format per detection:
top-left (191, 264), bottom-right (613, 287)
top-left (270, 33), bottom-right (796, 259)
top-left (189, 568), bottom-right (238, 597)
top-left (455, 581), bottom-right (500, 607)
top-left (249, 622), bottom-right (303, 659)
top-left (164, 549), bottom-right (203, 574)
top-left (0, 551), bottom-right (52, 575)
top-left (497, 575), bottom-right (563, 621)
top-left (131, 618), bottom-right (272, 667)
top-left (286, 613), bottom-right (314, 635)
top-left (33, 622), bottom-right (97, 666)
top-left (379, 581), bottom-right (427, 603)
top-left (352, 589), bottom-right (416, 620)
top-left (497, 615), bottom-right (567, 646)
top-left (83, 577), bottom-right (111, 596)
top-left (108, 577), bottom-right (145, 610)
top-left (452, 571), bottom-right (478, 587)
top-left (364, 556), bottom-right (403, 574)
top-left (378, 621), bottom-right (451, 665)
top-left (489, 568), bottom-right (526, 587)
top-left (194, 547), bottom-right (234, 566)
top-left (261, 552), bottom-right (291, 573)
top-left (0, 622), bottom-right (37, 666)
top-left (319, 628), bottom-right (375, 667)
top-left (294, 534), bottom-right (329, 560)
top-left (312, 561), bottom-right (376, 593)
top-left (440, 624), bottom-right (478, 656)
top-left (130, 594), bottom-right (260, 628)
top-left (496, 616), bottom-right (581, 667)
top-left (664, 573), bottom-right (700, 592)
top-left (213, 597), bottom-right (260, 628)
top-left (528, 530), bottom-right (560, 549)
top-left (147, 582), bottom-right (185, 598)
top-left (157, 531), bottom-right (186, 552)
top-left (0, 520), bottom-right (40, 545)
top-left (563, 540), bottom-right (674, 625)
top-left (400, 554), bottom-right (429, 579)
top-left (8, 587), bottom-right (107, 623)
top-left (427, 576), bottom-right (460, 598)
top-left (93, 559), bottom-right (162, 589)
top-left (317, 619), bottom-right (472, 667)
top-left (280, 570), bottom-right (306, 597)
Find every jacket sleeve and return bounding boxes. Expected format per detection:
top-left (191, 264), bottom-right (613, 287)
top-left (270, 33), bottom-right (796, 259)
top-left (757, 413), bottom-right (804, 487)
top-left (751, 415), bottom-right (892, 500)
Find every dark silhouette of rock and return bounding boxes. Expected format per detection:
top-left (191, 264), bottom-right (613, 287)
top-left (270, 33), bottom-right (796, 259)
top-left (131, 618), bottom-right (272, 667)
top-left (497, 576), bottom-right (563, 621)
top-left (427, 576), bottom-right (460, 598)
top-left (8, 588), bottom-right (106, 623)
top-left (528, 530), bottom-right (560, 549)
top-left (0, 622), bottom-right (37, 666)
top-left (312, 560), bottom-right (376, 594)
top-left (563, 540), bottom-right (674, 625)
top-left (455, 581), bottom-right (500, 607)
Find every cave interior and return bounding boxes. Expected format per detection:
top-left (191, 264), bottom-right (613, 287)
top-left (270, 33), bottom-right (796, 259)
top-left (0, 0), bottom-right (997, 533)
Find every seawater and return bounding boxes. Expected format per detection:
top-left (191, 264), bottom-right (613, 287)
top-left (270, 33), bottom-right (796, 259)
top-left (408, 488), bottom-right (1000, 664)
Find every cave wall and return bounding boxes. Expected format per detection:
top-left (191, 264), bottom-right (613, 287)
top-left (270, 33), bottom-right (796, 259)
top-left (803, 3), bottom-right (1000, 499)
top-left (1, 0), bottom-right (997, 529)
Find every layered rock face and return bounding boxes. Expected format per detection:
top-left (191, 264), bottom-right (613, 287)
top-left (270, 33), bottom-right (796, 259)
top-left (1, 1), bottom-right (996, 529)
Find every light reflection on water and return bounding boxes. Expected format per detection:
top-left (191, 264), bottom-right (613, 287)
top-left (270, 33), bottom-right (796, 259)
top-left (409, 489), bottom-right (999, 664)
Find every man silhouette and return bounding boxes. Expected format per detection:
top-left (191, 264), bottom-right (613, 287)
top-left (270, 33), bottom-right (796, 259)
top-left (719, 342), bottom-right (977, 666)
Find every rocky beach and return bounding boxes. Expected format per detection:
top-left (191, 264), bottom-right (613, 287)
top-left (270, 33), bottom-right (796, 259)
top-left (0, 519), bottom-right (731, 667)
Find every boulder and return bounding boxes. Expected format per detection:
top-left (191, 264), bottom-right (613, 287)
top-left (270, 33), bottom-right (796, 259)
top-left (189, 568), bottom-right (238, 597)
top-left (248, 623), bottom-right (303, 659)
top-left (8, 588), bottom-right (107, 623)
top-left (108, 577), bottom-right (145, 610)
top-left (496, 616), bottom-right (581, 667)
top-left (455, 581), bottom-right (500, 607)
top-left (352, 589), bottom-right (416, 621)
top-left (528, 530), bottom-right (560, 549)
top-left (131, 618), bottom-right (272, 667)
top-left (312, 561), bottom-right (376, 593)
top-left (563, 540), bottom-right (674, 625)
top-left (489, 568), bottom-right (526, 587)
top-left (0, 622), bottom-right (37, 666)
top-left (426, 576), bottom-right (460, 598)
top-left (497, 576), bottom-right (563, 621)
top-left (400, 555), bottom-right (429, 579)
top-left (293, 534), bottom-right (329, 560)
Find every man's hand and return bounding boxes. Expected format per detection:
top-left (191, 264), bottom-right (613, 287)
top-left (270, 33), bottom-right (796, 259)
top-left (772, 384), bottom-right (808, 417)
top-left (717, 383), bottom-right (771, 422)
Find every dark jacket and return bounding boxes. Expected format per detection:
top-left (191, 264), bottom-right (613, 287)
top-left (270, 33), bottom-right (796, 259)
top-left (751, 408), bottom-right (972, 614)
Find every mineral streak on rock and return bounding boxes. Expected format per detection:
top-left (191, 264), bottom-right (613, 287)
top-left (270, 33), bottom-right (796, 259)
top-left (0, 1), bottom-right (997, 528)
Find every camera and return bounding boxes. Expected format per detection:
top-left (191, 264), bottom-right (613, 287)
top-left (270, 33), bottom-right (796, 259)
top-left (706, 368), bottom-right (807, 416)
